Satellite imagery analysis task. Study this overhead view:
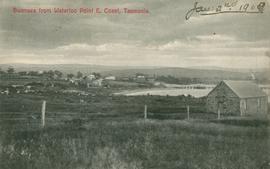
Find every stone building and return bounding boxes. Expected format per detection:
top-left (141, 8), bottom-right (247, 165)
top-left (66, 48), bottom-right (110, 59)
top-left (206, 80), bottom-right (268, 116)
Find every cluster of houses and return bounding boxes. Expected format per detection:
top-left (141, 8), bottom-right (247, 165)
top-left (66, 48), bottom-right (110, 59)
top-left (0, 72), bottom-right (159, 95)
top-left (67, 74), bottom-right (160, 88)
top-left (68, 74), bottom-right (116, 87)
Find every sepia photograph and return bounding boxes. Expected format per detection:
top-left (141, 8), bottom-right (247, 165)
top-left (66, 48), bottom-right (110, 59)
top-left (0, 0), bottom-right (270, 168)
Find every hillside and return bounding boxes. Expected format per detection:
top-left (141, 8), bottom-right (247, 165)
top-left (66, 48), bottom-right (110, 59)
top-left (101, 67), bottom-right (250, 80)
top-left (0, 64), bottom-right (251, 80)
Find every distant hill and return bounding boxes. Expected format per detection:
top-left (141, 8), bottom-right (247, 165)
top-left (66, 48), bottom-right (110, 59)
top-left (0, 64), bottom-right (252, 80)
top-left (101, 67), bottom-right (250, 80)
top-left (189, 66), bottom-right (268, 73)
top-left (0, 64), bottom-right (145, 75)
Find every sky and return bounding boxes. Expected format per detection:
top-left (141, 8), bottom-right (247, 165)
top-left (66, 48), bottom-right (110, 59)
top-left (0, 0), bottom-right (270, 69)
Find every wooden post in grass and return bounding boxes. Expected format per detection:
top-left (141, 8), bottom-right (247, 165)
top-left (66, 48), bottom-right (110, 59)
top-left (144, 105), bottom-right (148, 119)
top-left (187, 105), bottom-right (190, 120)
top-left (41, 100), bottom-right (46, 127)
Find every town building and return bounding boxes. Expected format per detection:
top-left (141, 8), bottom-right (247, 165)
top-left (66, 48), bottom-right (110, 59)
top-left (104, 76), bottom-right (116, 81)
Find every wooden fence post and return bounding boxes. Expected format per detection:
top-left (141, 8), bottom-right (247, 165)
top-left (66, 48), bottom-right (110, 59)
top-left (187, 105), bottom-right (190, 120)
top-left (41, 100), bottom-right (46, 127)
top-left (144, 105), bottom-right (147, 119)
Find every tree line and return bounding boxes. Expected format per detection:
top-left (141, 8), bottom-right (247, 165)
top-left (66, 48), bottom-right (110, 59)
top-left (0, 67), bottom-right (102, 80)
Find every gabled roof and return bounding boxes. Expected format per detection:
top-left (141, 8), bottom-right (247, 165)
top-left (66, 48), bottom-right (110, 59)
top-left (223, 80), bottom-right (267, 98)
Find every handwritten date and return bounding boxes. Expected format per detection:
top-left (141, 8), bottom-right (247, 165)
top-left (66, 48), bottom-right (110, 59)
top-left (185, 1), bottom-right (266, 20)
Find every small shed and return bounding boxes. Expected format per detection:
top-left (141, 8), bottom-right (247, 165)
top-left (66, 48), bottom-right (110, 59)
top-left (206, 80), bottom-right (268, 116)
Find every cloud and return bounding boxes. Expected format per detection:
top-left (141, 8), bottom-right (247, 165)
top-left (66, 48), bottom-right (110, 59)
top-left (56, 43), bottom-right (95, 51)
top-left (151, 35), bottom-right (269, 54)
top-left (195, 34), bottom-right (236, 41)
top-left (55, 43), bottom-right (139, 53)
top-left (151, 40), bottom-right (193, 50)
top-left (0, 39), bottom-right (269, 69)
top-left (265, 50), bottom-right (270, 58)
top-left (0, 0), bottom-right (270, 68)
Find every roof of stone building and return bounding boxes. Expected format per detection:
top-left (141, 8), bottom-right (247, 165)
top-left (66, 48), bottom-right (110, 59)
top-left (223, 80), bottom-right (267, 98)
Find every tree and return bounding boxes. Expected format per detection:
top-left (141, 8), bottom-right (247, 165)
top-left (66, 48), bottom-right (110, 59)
top-left (7, 67), bottom-right (15, 74)
top-left (77, 71), bottom-right (83, 78)
top-left (54, 70), bottom-right (63, 79)
top-left (92, 72), bottom-right (101, 79)
top-left (28, 71), bottom-right (39, 76)
top-left (18, 71), bottom-right (27, 76)
top-left (0, 68), bottom-right (5, 74)
top-left (67, 73), bottom-right (74, 79)
top-left (46, 70), bottom-right (55, 79)
top-left (135, 73), bottom-right (145, 77)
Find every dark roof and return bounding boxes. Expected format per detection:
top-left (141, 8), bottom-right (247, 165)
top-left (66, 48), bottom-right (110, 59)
top-left (223, 80), bottom-right (267, 98)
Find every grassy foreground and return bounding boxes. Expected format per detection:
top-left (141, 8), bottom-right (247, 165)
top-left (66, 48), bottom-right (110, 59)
top-left (0, 93), bottom-right (269, 169)
top-left (0, 119), bottom-right (269, 169)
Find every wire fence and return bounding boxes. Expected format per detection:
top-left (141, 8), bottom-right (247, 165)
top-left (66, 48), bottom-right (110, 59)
top-left (0, 99), bottom-right (219, 130)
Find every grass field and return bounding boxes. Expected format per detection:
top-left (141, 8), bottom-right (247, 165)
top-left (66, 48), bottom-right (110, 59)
top-left (0, 93), bottom-right (269, 169)
top-left (0, 93), bottom-right (206, 123)
top-left (0, 119), bottom-right (269, 169)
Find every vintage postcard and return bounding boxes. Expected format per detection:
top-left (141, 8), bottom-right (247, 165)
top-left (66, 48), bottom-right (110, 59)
top-left (0, 0), bottom-right (269, 169)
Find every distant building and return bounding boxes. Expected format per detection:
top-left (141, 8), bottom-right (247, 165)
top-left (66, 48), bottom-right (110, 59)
top-left (38, 70), bottom-right (44, 75)
top-left (69, 78), bottom-right (80, 85)
top-left (121, 77), bottom-right (130, 81)
top-left (92, 79), bottom-right (103, 87)
top-left (135, 75), bottom-right (146, 83)
top-left (104, 76), bottom-right (116, 81)
top-left (206, 80), bottom-right (268, 116)
top-left (1, 88), bottom-right (9, 95)
top-left (147, 77), bottom-right (155, 83)
top-left (137, 75), bottom-right (145, 79)
top-left (153, 82), bottom-right (162, 86)
top-left (86, 74), bottom-right (96, 81)
top-left (24, 85), bottom-right (33, 93)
